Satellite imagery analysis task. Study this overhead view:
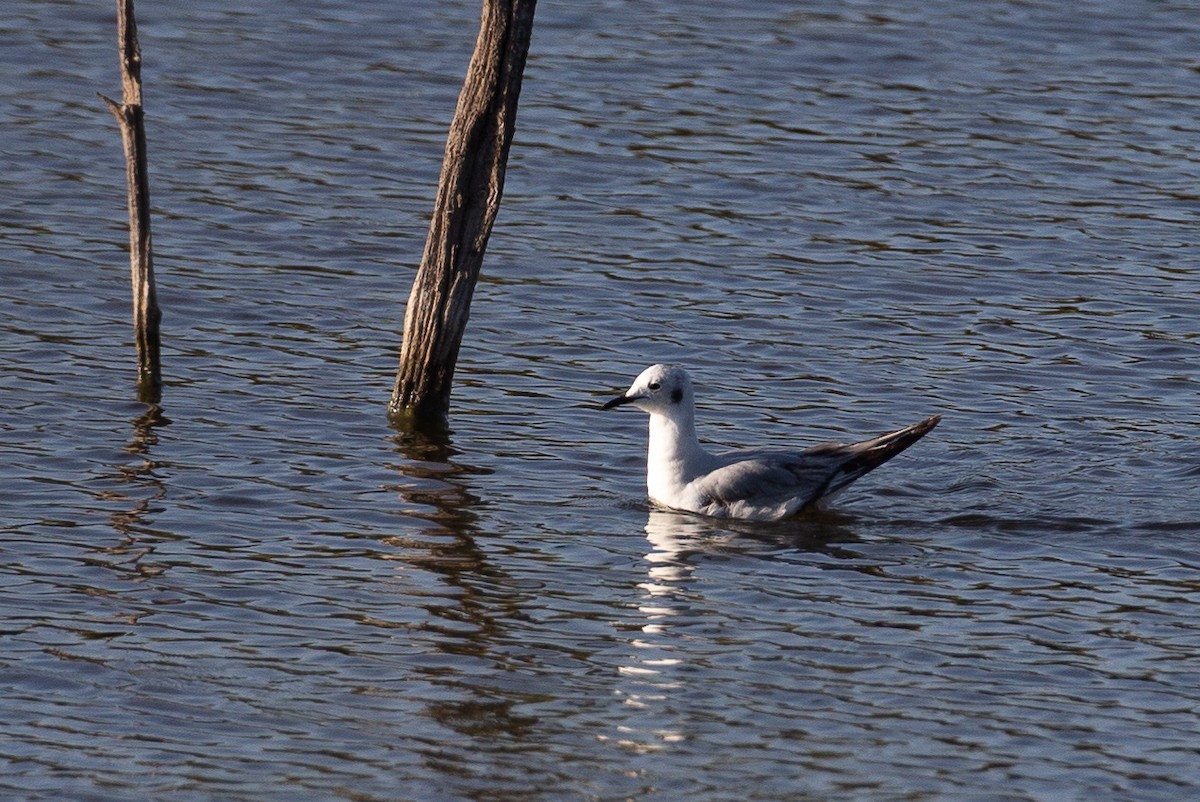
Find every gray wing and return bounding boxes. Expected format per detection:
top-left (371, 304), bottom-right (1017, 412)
top-left (695, 415), bottom-right (941, 513)
top-left (692, 448), bottom-right (856, 513)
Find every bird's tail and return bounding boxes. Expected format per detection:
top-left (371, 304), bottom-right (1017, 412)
top-left (817, 414), bottom-right (942, 502)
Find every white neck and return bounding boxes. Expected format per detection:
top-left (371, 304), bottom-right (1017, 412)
top-left (645, 407), bottom-right (712, 501)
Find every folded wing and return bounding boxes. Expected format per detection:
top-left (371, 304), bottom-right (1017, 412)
top-left (692, 415), bottom-right (941, 518)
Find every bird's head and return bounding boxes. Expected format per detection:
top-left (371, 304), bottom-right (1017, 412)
top-left (601, 363), bottom-right (694, 416)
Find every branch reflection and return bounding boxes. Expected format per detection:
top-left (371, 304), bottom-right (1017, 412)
top-left (101, 403), bottom-right (171, 580)
top-left (386, 424), bottom-right (538, 747)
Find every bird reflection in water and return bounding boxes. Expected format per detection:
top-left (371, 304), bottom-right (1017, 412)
top-left (610, 509), bottom-right (865, 752)
top-left (641, 508), bottom-right (863, 593)
top-left (637, 508), bottom-right (863, 633)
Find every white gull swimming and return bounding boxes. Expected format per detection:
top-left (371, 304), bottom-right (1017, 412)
top-left (602, 364), bottom-right (940, 521)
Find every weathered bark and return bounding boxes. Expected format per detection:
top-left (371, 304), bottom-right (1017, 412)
top-left (100, 0), bottom-right (161, 402)
top-left (389, 0), bottom-right (536, 425)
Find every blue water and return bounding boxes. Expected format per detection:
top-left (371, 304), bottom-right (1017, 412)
top-left (2, 1), bottom-right (1200, 800)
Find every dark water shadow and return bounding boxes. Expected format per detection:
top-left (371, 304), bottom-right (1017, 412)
top-left (932, 512), bottom-right (1124, 541)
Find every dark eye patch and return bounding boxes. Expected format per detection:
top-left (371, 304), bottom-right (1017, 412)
top-left (671, 388), bottom-right (683, 403)
top-left (648, 382), bottom-right (661, 390)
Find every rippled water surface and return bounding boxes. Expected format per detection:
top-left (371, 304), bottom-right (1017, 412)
top-left (3, 1), bottom-right (1200, 799)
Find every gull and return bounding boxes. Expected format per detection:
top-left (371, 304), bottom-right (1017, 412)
top-left (601, 364), bottom-right (940, 521)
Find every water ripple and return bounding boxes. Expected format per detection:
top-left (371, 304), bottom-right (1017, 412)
top-left (3, 0), bottom-right (1200, 799)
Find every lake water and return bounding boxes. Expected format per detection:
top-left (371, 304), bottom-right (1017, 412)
top-left (3, 0), bottom-right (1200, 799)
